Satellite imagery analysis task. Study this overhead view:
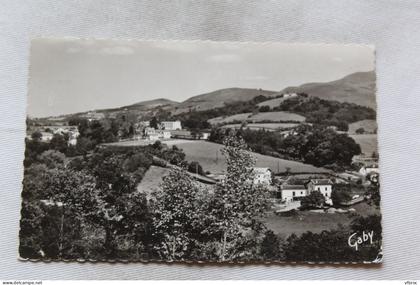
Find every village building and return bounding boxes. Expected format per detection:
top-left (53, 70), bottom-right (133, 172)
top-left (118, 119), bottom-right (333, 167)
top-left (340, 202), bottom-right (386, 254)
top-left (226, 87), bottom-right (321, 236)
top-left (200, 132), bottom-right (210, 140)
top-left (359, 165), bottom-right (379, 177)
top-left (280, 184), bottom-right (308, 202)
top-left (160, 120), bottom-right (182, 130)
top-left (39, 131), bottom-right (54, 142)
top-left (307, 179), bottom-right (333, 198)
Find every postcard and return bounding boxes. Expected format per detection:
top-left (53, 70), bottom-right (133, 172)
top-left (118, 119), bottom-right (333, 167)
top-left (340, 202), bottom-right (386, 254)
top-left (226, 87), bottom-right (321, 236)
top-left (20, 39), bottom-right (381, 263)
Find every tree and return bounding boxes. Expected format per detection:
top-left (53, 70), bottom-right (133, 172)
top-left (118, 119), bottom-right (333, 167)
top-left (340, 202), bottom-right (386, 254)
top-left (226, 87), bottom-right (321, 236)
top-left (150, 117), bottom-right (159, 129)
top-left (31, 131), bottom-right (43, 141)
top-left (331, 184), bottom-right (352, 206)
top-left (300, 191), bottom-right (325, 209)
top-left (208, 131), bottom-right (269, 261)
top-left (187, 161), bottom-right (204, 175)
top-left (49, 133), bottom-right (68, 153)
top-left (259, 230), bottom-right (282, 260)
top-left (153, 167), bottom-right (200, 261)
top-left (37, 150), bottom-right (66, 169)
top-left (259, 105), bottom-right (270, 112)
top-left (355, 127), bottom-right (365, 134)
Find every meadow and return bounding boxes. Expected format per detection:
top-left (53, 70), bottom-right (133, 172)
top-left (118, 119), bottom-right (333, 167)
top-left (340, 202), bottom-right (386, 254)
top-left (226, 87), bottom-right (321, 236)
top-left (165, 140), bottom-right (328, 174)
top-left (349, 134), bottom-right (378, 156)
top-left (208, 111), bottom-right (305, 125)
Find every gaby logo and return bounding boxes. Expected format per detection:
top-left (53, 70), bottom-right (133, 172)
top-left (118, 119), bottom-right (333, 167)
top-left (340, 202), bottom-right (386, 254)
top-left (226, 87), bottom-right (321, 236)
top-left (348, 231), bottom-right (374, 251)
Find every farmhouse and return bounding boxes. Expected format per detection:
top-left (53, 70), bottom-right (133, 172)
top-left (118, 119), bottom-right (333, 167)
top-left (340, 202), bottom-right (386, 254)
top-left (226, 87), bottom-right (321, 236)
top-left (39, 131), bottom-right (54, 142)
top-left (359, 165), bottom-right (379, 177)
top-left (280, 184), bottom-right (307, 202)
top-left (307, 179), bottom-right (333, 198)
top-left (161, 120), bottom-right (182, 130)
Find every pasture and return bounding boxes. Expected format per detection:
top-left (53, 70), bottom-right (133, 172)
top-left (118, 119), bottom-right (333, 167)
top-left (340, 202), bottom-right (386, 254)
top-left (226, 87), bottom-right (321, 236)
top-left (350, 134), bottom-right (378, 156)
top-left (348, 119), bottom-right (377, 134)
top-left (208, 111), bottom-right (305, 125)
top-left (165, 140), bottom-right (328, 174)
top-left (221, 123), bottom-right (299, 131)
top-left (257, 97), bottom-right (289, 108)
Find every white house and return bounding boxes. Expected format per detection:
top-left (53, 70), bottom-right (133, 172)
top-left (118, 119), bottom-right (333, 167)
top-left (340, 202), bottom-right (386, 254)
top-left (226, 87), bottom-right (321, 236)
top-left (307, 179), bottom-right (333, 199)
top-left (40, 132), bottom-right (54, 142)
top-left (253, 167), bottom-right (272, 185)
top-left (200, 132), bottom-right (210, 140)
top-left (359, 165), bottom-right (379, 177)
top-left (280, 184), bottom-right (308, 202)
top-left (147, 133), bottom-right (161, 141)
top-left (161, 120), bottom-right (182, 130)
top-left (144, 127), bottom-right (156, 136)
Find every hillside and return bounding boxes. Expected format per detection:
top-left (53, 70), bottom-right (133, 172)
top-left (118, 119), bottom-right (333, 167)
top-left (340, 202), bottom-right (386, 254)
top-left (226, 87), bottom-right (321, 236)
top-left (128, 98), bottom-right (179, 108)
top-left (208, 111), bottom-right (305, 125)
top-left (164, 140), bottom-right (329, 174)
top-left (173, 88), bottom-right (278, 114)
top-left (280, 71), bottom-right (376, 109)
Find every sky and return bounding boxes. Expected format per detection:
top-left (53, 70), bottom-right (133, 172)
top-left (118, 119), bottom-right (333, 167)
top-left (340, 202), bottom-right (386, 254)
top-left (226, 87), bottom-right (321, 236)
top-left (27, 38), bottom-right (375, 117)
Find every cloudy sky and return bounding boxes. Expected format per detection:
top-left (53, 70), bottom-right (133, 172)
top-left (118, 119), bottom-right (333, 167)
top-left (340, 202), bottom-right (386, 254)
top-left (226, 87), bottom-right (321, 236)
top-left (28, 38), bottom-right (374, 117)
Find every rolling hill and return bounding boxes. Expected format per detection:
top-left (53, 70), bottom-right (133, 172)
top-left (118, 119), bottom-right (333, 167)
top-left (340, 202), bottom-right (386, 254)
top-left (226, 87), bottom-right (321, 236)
top-left (280, 71), bottom-right (376, 109)
top-left (38, 71), bottom-right (376, 122)
top-left (172, 88), bottom-right (278, 114)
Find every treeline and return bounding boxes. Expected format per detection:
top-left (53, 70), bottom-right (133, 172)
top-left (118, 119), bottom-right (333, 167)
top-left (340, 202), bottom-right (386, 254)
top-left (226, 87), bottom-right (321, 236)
top-left (209, 124), bottom-right (361, 170)
top-left (271, 95), bottom-right (376, 131)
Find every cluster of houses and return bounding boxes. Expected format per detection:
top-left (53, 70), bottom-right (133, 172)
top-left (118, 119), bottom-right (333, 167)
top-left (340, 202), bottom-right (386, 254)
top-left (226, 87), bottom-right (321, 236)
top-left (27, 125), bottom-right (80, 146)
top-left (133, 120), bottom-right (182, 141)
top-left (134, 120), bottom-right (211, 141)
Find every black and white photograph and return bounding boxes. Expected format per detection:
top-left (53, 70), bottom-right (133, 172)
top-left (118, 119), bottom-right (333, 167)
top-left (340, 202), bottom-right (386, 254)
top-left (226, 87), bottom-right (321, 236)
top-left (20, 39), bottom-right (381, 263)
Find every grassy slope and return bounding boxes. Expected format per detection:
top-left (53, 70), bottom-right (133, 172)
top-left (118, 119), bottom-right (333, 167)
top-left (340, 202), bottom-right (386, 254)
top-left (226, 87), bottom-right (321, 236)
top-left (348, 119), bottom-right (377, 134)
top-left (350, 134), bottom-right (378, 156)
top-left (221, 123), bottom-right (300, 131)
top-left (208, 111), bottom-right (305, 125)
top-left (165, 140), bottom-right (328, 174)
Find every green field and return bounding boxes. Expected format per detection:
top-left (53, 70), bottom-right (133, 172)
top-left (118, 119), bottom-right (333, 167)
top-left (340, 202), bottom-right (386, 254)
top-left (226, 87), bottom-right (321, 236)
top-left (221, 123), bottom-right (299, 131)
top-left (264, 202), bottom-right (380, 238)
top-left (165, 140), bottom-right (328, 174)
top-left (208, 111), bottom-right (305, 125)
top-left (348, 119), bottom-right (377, 134)
top-left (350, 134), bottom-right (378, 156)
top-left (257, 97), bottom-right (293, 108)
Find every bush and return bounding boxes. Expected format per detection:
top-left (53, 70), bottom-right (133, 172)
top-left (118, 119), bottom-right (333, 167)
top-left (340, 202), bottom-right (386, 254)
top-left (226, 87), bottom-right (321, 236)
top-left (300, 191), bottom-right (325, 210)
top-left (259, 105), bottom-right (271, 112)
top-left (188, 161), bottom-right (205, 175)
